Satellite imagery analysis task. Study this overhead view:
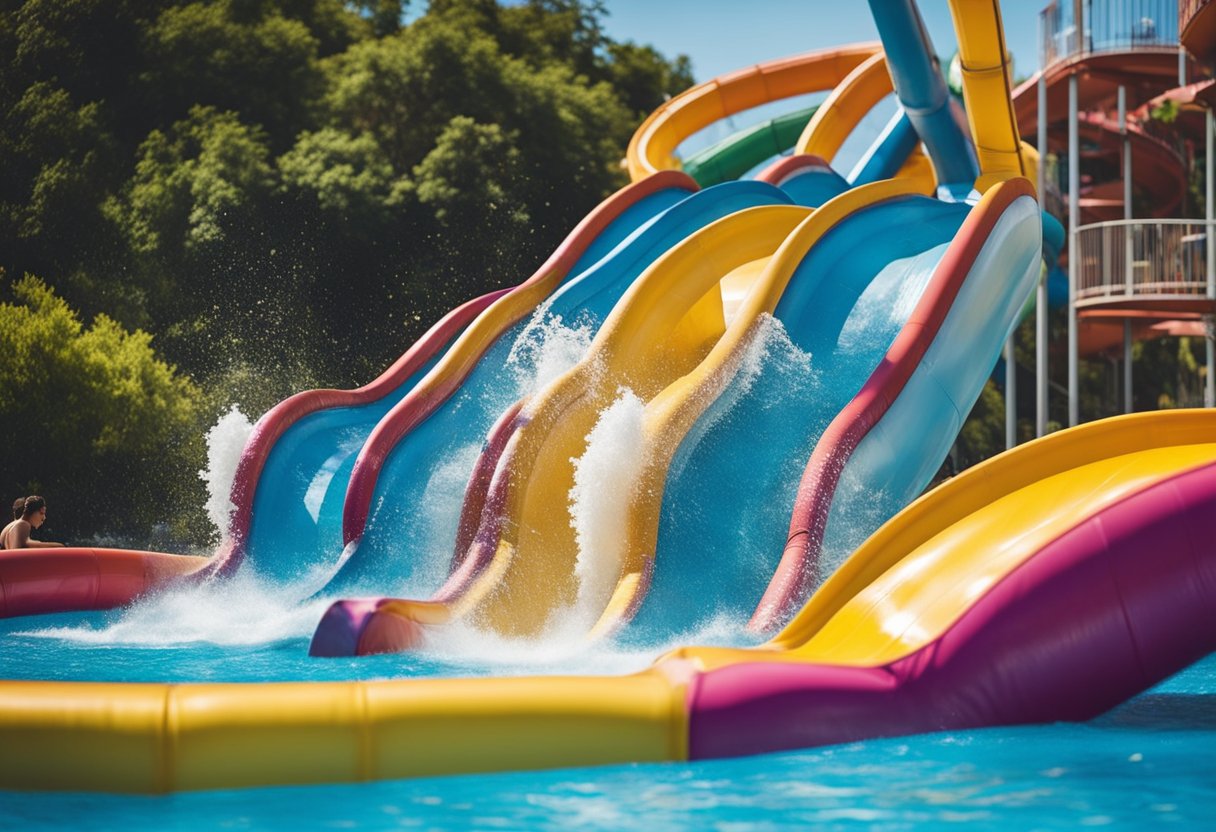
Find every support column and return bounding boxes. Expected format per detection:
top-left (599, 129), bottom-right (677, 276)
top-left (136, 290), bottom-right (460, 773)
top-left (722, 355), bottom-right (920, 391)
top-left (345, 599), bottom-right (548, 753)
top-left (1207, 107), bottom-right (1214, 408)
top-left (1068, 74), bottom-right (1079, 427)
top-left (1004, 339), bottom-right (1016, 449)
top-left (1120, 85), bottom-right (1133, 414)
top-left (1037, 71), bottom-right (1048, 437)
top-left (1124, 321), bottom-right (1133, 413)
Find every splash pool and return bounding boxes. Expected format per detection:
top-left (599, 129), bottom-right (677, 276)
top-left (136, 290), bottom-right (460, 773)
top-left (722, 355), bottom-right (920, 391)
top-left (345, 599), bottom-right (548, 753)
top-left (3, 559), bottom-right (1215, 830)
top-left (2, 607), bottom-right (1213, 831)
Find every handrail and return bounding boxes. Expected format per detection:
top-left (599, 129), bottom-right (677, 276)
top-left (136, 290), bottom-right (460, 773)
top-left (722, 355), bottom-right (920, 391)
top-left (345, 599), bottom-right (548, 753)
top-left (1075, 218), bottom-right (1213, 301)
top-left (1040, 0), bottom-right (1181, 70)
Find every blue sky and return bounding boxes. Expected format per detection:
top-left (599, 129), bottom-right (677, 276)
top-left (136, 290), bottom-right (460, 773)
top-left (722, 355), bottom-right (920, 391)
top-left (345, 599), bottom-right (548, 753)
top-left (594, 1), bottom-right (1042, 83)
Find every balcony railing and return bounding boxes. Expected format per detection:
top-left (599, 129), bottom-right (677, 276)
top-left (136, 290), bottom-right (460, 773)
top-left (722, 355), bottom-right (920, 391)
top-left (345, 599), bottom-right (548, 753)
top-left (1041, 0), bottom-right (1180, 69)
top-left (1076, 219), bottom-right (1214, 302)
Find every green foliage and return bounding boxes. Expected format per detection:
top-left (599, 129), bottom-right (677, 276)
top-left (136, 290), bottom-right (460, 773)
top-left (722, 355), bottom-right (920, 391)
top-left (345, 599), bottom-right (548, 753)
top-left (0, 275), bottom-right (209, 542)
top-left (140, 1), bottom-right (324, 149)
top-left (0, 0), bottom-right (693, 542)
top-left (955, 380), bottom-right (1006, 470)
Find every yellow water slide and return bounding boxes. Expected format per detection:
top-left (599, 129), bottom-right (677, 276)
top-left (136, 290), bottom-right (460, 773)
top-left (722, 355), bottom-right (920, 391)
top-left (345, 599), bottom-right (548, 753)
top-left (947, 0), bottom-right (1034, 192)
top-left (449, 204), bottom-right (811, 638)
top-left (665, 409), bottom-right (1216, 672)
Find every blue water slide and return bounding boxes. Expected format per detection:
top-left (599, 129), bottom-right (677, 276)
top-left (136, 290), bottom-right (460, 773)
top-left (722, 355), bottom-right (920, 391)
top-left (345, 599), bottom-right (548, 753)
top-left (626, 188), bottom-right (1040, 641)
top-left (322, 180), bottom-right (799, 596)
top-left (626, 195), bottom-right (967, 638)
top-left (867, 0), bottom-right (979, 190)
top-left (778, 108), bottom-right (922, 207)
top-left (848, 110), bottom-right (921, 185)
top-left (244, 186), bottom-right (686, 584)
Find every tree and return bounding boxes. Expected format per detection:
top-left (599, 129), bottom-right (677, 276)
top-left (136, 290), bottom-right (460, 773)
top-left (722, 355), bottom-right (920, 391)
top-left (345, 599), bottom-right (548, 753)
top-left (0, 275), bottom-right (209, 541)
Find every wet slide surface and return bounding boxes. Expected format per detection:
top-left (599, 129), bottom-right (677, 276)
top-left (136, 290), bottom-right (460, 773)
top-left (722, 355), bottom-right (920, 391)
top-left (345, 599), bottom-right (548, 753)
top-left (677, 410), bottom-right (1216, 759)
top-left (320, 180), bottom-right (799, 598)
top-left (628, 194), bottom-right (970, 640)
top-left (241, 180), bottom-right (691, 585)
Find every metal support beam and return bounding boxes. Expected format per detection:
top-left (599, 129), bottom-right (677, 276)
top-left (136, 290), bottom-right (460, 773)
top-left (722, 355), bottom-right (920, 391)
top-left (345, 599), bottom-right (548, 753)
top-left (1004, 338), bottom-right (1016, 449)
top-left (1068, 74), bottom-right (1079, 427)
top-left (1124, 320), bottom-right (1133, 413)
top-left (1036, 71), bottom-right (1048, 436)
top-left (1119, 85), bottom-right (1133, 414)
top-left (1207, 107), bottom-right (1214, 408)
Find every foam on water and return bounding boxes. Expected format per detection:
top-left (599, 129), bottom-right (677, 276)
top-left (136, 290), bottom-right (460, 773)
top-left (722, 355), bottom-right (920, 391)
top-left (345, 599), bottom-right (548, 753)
top-left (20, 570), bottom-right (331, 647)
top-left (421, 610), bottom-right (752, 679)
top-left (199, 405), bottom-right (254, 538)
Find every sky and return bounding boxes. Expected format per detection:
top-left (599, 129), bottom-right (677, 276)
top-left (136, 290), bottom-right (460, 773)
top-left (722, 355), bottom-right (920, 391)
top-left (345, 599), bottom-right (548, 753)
top-left (593, 0), bottom-right (1043, 83)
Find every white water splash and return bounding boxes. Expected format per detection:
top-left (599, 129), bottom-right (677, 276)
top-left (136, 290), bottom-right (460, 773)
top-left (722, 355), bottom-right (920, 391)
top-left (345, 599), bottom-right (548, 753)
top-left (422, 610), bottom-right (755, 678)
top-left (410, 441), bottom-right (483, 592)
top-left (670, 314), bottom-right (814, 484)
top-left (21, 570), bottom-right (330, 647)
top-left (567, 388), bottom-right (649, 631)
top-left (507, 306), bottom-right (595, 397)
top-left (199, 405), bottom-right (254, 538)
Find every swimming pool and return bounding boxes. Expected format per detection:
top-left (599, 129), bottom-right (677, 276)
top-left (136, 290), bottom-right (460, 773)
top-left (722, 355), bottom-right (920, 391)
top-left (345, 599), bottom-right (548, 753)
top-left (2, 640), bottom-right (1212, 829)
top-left (2, 564), bottom-right (1213, 831)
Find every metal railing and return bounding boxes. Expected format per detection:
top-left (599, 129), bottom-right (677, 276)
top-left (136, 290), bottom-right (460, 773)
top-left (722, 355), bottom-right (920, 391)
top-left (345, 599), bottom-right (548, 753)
top-left (1077, 219), bottom-right (1214, 301)
top-left (1041, 0), bottom-right (1180, 69)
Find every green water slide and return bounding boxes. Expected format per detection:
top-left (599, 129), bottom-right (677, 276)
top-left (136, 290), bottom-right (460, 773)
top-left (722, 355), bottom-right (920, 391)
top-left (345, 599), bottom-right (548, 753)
top-left (680, 105), bottom-right (818, 187)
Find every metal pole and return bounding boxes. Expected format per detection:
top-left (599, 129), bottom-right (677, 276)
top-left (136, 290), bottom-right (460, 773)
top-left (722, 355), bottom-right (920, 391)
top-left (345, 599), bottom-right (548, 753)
top-left (1004, 338), bottom-right (1016, 448)
top-left (1068, 73), bottom-right (1079, 427)
top-left (1120, 85), bottom-right (1132, 414)
top-left (1124, 321), bottom-right (1133, 412)
top-left (1207, 107), bottom-right (1214, 408)
top-left (1037, 71), bottom-right (1048, 437)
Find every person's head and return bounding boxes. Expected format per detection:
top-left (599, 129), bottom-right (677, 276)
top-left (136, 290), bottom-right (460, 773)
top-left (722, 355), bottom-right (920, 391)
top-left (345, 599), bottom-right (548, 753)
top-left (12, 497), bottom-right (24, 521)
top-left (21, 496), bottom-right (47, 528)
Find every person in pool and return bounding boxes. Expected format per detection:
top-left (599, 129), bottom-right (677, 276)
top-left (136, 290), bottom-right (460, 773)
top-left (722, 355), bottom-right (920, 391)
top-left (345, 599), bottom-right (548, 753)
top-left (0, 495), bottom-right (64, 549)
top-left (12, 496), bottom-right (24, 520)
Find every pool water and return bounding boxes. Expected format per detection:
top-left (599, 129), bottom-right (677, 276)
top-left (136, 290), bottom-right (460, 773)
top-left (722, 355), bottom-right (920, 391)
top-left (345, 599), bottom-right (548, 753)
top-left (2, 560), bottom-right (1213, 831)
top-left (1, 654), bottom-right (1212, 830)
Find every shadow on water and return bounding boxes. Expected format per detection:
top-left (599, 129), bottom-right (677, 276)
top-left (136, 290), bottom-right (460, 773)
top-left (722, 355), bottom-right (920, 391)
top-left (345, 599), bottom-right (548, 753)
top-left (1095, 694), bottom-right (1216, 731)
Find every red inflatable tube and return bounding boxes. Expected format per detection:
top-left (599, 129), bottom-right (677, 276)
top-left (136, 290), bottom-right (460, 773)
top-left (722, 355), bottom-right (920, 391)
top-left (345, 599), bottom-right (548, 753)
top-left (0, 548), bottom-right (207, 619)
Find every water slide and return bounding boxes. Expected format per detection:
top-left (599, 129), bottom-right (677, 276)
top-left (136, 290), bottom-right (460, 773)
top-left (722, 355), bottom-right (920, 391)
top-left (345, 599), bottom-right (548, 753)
top-left (7, 410), bottom-right (1213, 792)
top-left (0, 46), bottom-right (918, 622)
top-left (5, 0), bottom-right (1216, 796)
top-left (308, 0), bottom-right (1039, 655)
top-left (672, 410), bottom-right (1216, 759)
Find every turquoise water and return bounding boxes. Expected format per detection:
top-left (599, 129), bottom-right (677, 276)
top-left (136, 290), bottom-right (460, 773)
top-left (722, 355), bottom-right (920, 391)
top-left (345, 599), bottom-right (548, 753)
top-left (2, 654), bottom-right (1212, 830)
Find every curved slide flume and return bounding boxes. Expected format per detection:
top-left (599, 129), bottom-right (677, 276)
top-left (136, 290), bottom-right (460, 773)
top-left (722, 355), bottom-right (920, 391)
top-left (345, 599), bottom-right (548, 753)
top-left (629, 177), bottom-right (1038, 643)
top-left (626, 44), bottom-right (881, 182)
top-left (0, 173), bottom-right (696, 617)
top-left (672, 410), bottom-right (1216, 760)
top-left (680, 104), bottom-right (820, 187)
top-left (750, 176), bottom-right (1040, 630)
top-left (320, 179), bottom-right (802, 598)
top-left (6, 413), bottom-right (1214, 792)
top-left (228, 172), bottom-right (697, 586)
